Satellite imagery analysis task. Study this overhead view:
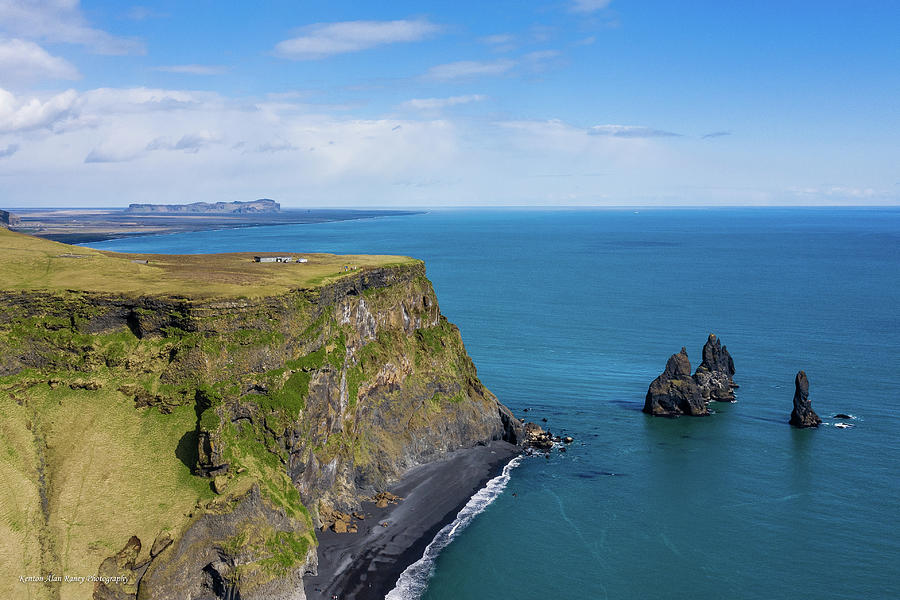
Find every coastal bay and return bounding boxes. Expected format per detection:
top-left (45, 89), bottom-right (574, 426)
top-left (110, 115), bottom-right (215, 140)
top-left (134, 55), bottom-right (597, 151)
top-left (5, 207), bottom-right (420, 244)
top-left (91, 208), bottom-right (900, 599)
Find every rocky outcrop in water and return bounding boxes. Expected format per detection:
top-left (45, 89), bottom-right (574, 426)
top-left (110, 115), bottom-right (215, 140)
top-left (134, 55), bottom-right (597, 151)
top-left (789, 370), bottom-right (821, 428)
top-left (692, 334), bottom-right (737, 402)
top-left (643, 348), bottom-right (708, 416)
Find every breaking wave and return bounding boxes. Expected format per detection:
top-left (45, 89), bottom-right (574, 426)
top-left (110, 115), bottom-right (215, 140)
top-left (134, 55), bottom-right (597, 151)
top-left (384, 455), bottom-right (523, 600)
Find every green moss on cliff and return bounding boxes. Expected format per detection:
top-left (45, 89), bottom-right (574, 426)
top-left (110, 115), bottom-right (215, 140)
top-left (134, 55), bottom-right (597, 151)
top-left (0, 238), bottom-right (508, 600)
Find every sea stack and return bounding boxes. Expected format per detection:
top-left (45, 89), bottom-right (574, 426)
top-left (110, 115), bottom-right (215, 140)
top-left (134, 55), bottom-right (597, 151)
top-left (644, 347), bottom-right (708, 416)
top-left (692, 334), bottom-right (737, 402)
top-left (789, 370), bottom-right (821, 428)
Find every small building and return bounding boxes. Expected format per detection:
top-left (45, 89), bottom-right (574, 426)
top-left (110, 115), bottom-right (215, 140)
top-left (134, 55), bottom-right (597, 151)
top-left (296, 258), bottom-right (308, 263)
top-left (254, 256), bottom-right (294, 263)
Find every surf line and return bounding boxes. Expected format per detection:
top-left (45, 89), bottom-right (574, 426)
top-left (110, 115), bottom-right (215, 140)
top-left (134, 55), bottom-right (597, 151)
top-left (384, 455), bottom-right (524, 600)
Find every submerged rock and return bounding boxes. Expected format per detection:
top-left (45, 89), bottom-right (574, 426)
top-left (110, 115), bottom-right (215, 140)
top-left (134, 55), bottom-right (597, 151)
top-left (789, 371), bottom-right (821, 428)
top-left (644, 348), bottom-right (708, 416)
top-left (692, 334), bottom-right (737, 402)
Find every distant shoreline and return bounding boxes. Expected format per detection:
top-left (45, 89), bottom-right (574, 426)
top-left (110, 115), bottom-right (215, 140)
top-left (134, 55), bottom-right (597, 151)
top-left (8, 208), bottom-right (422, 244)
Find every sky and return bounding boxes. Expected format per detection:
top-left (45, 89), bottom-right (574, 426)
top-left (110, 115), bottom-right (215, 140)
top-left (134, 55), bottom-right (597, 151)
top-left (1, 0), bottom-right (898, 208)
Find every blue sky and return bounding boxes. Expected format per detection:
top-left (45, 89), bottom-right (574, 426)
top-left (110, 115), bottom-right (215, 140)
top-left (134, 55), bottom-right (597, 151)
top-left (1, 0), bottom-right (898, 207)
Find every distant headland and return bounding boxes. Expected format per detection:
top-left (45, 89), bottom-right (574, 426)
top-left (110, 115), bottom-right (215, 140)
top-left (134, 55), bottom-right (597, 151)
top-left (125, 198), bottom-right (280, 214)
top-left (2, 203), bottom-right (419, 243)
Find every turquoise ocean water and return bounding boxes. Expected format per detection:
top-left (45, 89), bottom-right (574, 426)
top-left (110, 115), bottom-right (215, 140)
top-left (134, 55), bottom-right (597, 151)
top-left (89, 208), bottom-right (900, 600)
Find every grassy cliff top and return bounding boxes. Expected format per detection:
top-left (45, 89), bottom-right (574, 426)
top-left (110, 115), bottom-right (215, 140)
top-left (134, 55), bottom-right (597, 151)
top-left (0, 227), bottom-right (416, 299)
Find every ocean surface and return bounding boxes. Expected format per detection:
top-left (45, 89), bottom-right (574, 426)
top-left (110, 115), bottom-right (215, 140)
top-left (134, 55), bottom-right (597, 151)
top-left (87, 208), bottom-right (900, 600)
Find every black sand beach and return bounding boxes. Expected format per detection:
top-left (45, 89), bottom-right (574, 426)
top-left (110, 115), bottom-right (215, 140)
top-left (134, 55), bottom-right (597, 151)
top-left (304, 441), bottom-right (520, 600)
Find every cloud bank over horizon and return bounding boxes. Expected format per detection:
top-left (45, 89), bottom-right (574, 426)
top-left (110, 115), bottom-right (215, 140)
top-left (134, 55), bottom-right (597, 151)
top-left (0, 1), bottom-right (897, 207)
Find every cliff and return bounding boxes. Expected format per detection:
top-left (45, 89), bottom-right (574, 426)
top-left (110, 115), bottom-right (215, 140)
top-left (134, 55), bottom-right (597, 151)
top-left (0, 229), bottom-right (521, 600)
top-left (1, 208), bottom-right (20, 227)
top-left (125, 199), bottom-right (280, 214)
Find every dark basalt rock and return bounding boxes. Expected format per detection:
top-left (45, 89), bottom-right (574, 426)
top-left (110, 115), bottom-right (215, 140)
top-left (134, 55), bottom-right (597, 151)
top-left (692, 334), bottom-right (737, 402)
top-left (789, 370), bottom-right (821, 428)
top-left (644, 348), bottom-right (708, 416)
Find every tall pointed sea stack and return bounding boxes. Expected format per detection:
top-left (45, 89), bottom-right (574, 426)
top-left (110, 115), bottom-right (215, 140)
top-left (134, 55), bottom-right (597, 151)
top-left (692, 333), bottom-right (737, 402)
top-left (789, 370), bottom-right (821, 428)
top-left (644, 347), bottom-right (708, 416)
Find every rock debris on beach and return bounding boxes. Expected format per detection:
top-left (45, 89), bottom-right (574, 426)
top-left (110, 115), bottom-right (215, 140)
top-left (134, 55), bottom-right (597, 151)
top-left (318, 493), bottom-right (402, 533)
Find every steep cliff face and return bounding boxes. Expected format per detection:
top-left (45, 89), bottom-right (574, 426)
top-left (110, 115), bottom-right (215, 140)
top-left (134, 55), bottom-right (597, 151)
top-left (0, 208), bottom-right (20, 228)
top-left (0, 262), bottom-right (521, 600)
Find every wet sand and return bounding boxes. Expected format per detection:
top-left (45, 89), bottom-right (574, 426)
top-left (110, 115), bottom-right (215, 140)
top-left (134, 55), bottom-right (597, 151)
top-left (304, 441), bottom-right (520, 600)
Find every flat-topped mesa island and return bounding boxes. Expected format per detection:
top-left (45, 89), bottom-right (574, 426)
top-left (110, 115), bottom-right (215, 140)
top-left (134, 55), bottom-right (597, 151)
top-left (124, 199), bottom-right (281, 214)
top-left (0, 228), bottom-right (523, 600)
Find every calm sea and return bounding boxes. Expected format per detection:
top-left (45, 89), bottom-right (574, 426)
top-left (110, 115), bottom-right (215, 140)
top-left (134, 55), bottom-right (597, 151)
top-left (89, 208), bottom-right (900, 600)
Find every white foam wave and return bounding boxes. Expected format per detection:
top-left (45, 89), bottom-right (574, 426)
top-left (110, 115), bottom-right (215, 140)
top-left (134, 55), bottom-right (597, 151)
top-left (384, 455), bottom-right (523, 600)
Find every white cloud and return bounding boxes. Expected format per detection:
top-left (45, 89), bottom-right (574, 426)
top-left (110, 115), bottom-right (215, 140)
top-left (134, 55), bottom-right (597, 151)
top-left (152, 64), bottom-right (228, 75)
top-left (401, 95), bottom-right (486, 110)
top-left (84, 144), bottom-right (142, 163)
top-left (147, 130), bottom-right (223, 153)
top-left (571, 0), bottom-right (612, 13)
top-left (7, 86), bottom-right (877, 208)
top-left (0, 0), bottom-right (144, 55)
top-left (523, 50), bottom-right (561, 62)
top-left (425, 59), bottom-right (515, 80)
top-left (0, 87), bottom-right (78, 133)
top-left (0, 38), bottom-right (80, 83)
top-left (126, 6), bottom-right (168, 21)
top-left (788, 185), bottom-right (886, 200)
top-left (588, 124), bottom-right (681, 138)
top-left (479, 33), bottom-right (516, 52)
top-left (254, 139), bottom-right (298, 153)
top-left (480, 34), bottom-right (515, 46)
top-left (274, 19), bottom-right (439, 60)
top-left (78, 87), bottom-right (216, 114)
top-left (0, 142), bottom-right (18, 157)
top-left (425, 50), bottom-right (561, 81)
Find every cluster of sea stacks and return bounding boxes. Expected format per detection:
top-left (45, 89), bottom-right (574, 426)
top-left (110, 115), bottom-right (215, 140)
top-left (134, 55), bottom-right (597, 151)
top-left (643, 334), bottom-right (736, 417)
top-left (644, 334), bottom-right (826, 428)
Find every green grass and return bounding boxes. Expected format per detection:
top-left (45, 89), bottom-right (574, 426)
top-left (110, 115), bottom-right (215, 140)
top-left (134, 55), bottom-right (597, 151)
top-left (0, 227), bottom-right (418, 299)
top-left (0, 374), bottom-right (214, 600)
